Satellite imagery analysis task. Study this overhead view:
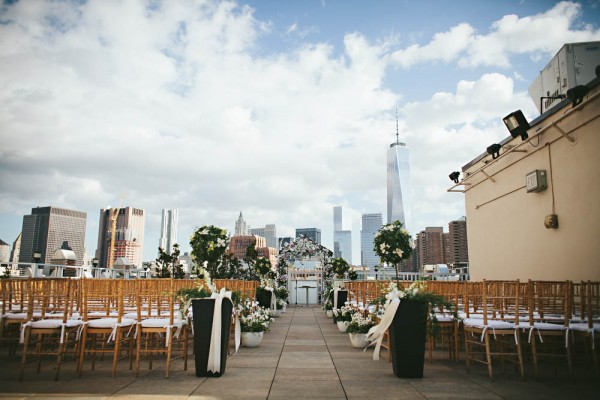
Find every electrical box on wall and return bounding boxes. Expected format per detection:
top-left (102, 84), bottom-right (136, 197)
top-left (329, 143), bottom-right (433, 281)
top-left (526, 170), bottom-right (548, 193)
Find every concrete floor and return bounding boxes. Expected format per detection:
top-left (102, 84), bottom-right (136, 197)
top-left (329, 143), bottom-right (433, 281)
top-left (0, 306), bottom-right (598, 399)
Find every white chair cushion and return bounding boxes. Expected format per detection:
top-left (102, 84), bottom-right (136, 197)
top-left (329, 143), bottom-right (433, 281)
top-left (30, 319), bottom-right (83, 329)
top-left (533, 322), bottom-right (567, 331)
top-left (463, 318), bottom-right (514, 330)
top-left (87, 317), bottom-right (135, 329)
top-left (140, 318), bottom-right (187, 328)
top-left (434, 314), bottom-right (454, 323)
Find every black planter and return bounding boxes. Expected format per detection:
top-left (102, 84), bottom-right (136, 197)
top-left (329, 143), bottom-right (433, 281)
top-left (256, 287), bottom-right (273, 309)
top-left (333, 290), bottom-right (348, 309)
top-left (192, 297), bottom-right (233, 377)
top-left (388, 300), bottom-right (428, 378)
top-left (332, 290), bottom-right (348, 323)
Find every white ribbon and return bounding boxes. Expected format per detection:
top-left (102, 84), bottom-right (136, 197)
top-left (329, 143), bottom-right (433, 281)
top-left (264, 287), bottom-right (276, 310)
top-left (207, 288), bottom-right (232, 374)
top-left (365, 298), bottom-right (400, 361)
top-left (333, 288), bottom-right (339, 309)
top-left (234, 313), bottom-right (241, 353)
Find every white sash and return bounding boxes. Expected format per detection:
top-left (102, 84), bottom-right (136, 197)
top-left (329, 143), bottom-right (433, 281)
top-left (365, 298), bottom-right (400, 360)
top-left (333, 288), bottom-right (340, 309)
top-left (207, 288), bottom-right (232, 374)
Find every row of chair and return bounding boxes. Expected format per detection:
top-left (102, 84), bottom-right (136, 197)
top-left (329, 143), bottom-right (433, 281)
top-left (0, 277), bottom-right (258, 381)
top-left (343, 279), bottom-right (600, 380)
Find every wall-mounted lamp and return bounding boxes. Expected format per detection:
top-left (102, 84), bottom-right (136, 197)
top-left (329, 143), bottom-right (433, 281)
top-left (32, 251), bottom-right (42, 263)
top-left (486, 143), bottom-right (502, 160)
top-left (92, 258), bottom-right (99, 268)
top-left (503, 110), bottom-right (530, 141)
top-left (449, 171), bottom-right (460, 183)
top-left (566, 85), bottom-right (590, 107)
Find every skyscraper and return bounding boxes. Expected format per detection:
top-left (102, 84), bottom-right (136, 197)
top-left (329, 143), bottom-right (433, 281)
top-left (234, 212), bottom-right (248, 236)
top-left (96, 207), bottom-right (145, 268)
top-left (361, 213), bottom-right (382, 268)
top-left (333, 206), bottom-right (352, 264)
top-left (19, 206), bottom-right (87, 265)
top-left (417, 227), bottom-right (448, 269)
top-left (387, 115), bottom-right (412, 232)
top-left (448, 217), bottom-right (469, 265)
top-left (159, 209), bottom-right (178, 255)
top-left (249, 224), bottom-right (277, 249)
top-left (295, 228), bottom-right (321, 244)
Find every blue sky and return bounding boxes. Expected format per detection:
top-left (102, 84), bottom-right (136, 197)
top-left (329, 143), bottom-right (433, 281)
top-left (1, 0), bottom-right (599, 265)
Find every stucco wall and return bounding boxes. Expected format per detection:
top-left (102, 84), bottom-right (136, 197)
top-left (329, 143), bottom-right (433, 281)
top-left (462, 85), bottom-right (600, 281)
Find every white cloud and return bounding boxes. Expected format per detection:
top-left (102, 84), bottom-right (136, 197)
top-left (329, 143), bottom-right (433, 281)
top-left (390, 1), bottom-right (600, 69)
top-left (0, 0), bottom-right (596, 264)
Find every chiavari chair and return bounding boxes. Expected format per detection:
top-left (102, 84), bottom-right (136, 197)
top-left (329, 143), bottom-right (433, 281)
top-left (525, 280), bottom-right (572, 378)
top-left (19, 278), bottom-right (83, 381)
top-left (78, 278), bottom-right (135, 377)
top-left (463, 280), bottom-right (525, 380)
top-left (570, 281), bottom-right (600, 378)
top-left (135, 278), bottom-right (189, 378)
top-left (1, 278), bottom-right (31, 356)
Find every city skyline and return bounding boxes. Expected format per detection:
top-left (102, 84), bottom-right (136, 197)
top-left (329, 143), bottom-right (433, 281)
top-left (1, 1), bottom-right (599, 262)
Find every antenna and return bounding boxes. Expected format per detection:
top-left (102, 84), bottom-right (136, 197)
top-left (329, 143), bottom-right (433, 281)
top-left (395, 107), bottom-right (400, 144)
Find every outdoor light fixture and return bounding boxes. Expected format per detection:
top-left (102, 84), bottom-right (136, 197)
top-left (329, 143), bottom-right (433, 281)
top-left (486, 143), bottom-right (502, 160)
top-left (566, 85), bottom-right (590, 107)
top-left (503, 110), bottom-right (530, 141)
top-left (449, 171), bottom-right (460, 183)
top-left (32, 251), bottom-right (42, 263)
top-left (92, 258), bottom-right (99, 267)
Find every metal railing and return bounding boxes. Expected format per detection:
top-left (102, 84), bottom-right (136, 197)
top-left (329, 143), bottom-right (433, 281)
top-left (0, 262), bottom-right (151, 279)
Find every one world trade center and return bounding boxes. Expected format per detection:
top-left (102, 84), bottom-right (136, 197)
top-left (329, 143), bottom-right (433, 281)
top-left (386, 129), bottom-right (412, 233)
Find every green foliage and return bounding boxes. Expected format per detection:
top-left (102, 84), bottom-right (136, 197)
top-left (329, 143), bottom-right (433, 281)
top-left (346, 312), bottom-right (377, 334)
top-left (190, 225), bottom-right (228, 278)
top-left (348, 270), bottom-right (358, 280)
top-left (254, 257), bottom-right (271, 276)
top-left (175, 286), bottom-right (212, 301)
top-left (155, 243), bottom-right (183, 278)
top-left (373, 221), bottom-right (413, 265)
top-left (330, 257), bottom-right (350, 278)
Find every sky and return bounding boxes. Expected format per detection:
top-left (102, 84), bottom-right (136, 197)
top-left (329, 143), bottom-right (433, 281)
top-left (1, 0), bottom-right (599, 265)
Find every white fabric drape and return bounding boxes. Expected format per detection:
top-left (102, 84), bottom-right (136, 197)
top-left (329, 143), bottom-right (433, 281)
top-left (365, 298), bottom-right (400, 361)
top-left (207, 288), bottom-right (232, 374)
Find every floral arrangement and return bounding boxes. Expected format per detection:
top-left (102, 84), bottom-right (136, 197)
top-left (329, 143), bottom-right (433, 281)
top-left (346, 311), bottom-right (377, 334)
top-left (373, 220), bottom-right (414, 282)
top-left (254, 257), bottom-right (272, 276)
top-left (330, 257), bottom-right (350, 279)
top-left (189, 225), bottom-right (229, 277)
top-left (333, 304), bottom-right (356, 323)
top-left (276, 298), bottom-right (286, 310)
top-left (323, 298), bottom-right (333, 311)
top-left (175, 262), bottom-right (215, 320)
top-left (237, 300), bottom-right (273, 333)
top-left (348, 270), bottom-right (358, 280)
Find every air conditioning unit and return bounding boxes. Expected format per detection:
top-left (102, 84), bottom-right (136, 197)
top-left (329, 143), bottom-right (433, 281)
top-left (528, 41), bottom-right (600, 114)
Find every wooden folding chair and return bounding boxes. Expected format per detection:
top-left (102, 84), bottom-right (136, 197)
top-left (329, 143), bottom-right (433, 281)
top-left (570, 280), bottom-right (600, 378)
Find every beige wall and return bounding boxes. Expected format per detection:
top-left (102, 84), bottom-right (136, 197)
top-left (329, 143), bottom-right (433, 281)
top-left (461, 85), bottom-right (600, 281)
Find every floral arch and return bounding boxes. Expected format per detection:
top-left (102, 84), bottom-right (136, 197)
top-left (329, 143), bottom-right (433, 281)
top-left (276, 236), bottom-right (334, 295)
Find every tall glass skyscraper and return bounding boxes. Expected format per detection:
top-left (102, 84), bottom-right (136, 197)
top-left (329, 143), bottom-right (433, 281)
top-left (361, 213), bottom-right (382, 268)
top-left (159, 209), bottom-right (178, 255)
top-left (333, 206), bottom-right (352, 264)
top-left (387, 140), bottom-right (412, 233)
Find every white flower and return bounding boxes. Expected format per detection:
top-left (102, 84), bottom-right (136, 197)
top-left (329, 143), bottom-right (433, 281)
top-left (217, 238), bottom-right (226, 247)
top-left (394, 249), bottom-right (404, 257)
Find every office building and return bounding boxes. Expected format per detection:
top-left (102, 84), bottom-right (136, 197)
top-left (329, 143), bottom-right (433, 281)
top-left (96, 207), bottom-right (145, 268)
top-left (228, 235), bottom-right (267, 261)
top-left (361, 213), bottom-right (382, 268)
top-left (296, 228), bottom-right (321, 245)
top-left (417, 227), bottom-right (448, 269)
top-left (0, 238), bottom-right (9, 263)
top-left (333, 206), bottom-right (352, 264)
top-left (448, 217), bottom-right (469, 265)
top-left (10, 233), bottom-right (21, 264)
top-left (249, 224), bottom-right (277, 249)
top-left (19, 206), bottom-right (87, 266)
top-left (387, 128), bottom-right (413, 233)
top-left (234, 212), bottom-right (248, 236)
top-left (159, 209), bottom-right (178, 255)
